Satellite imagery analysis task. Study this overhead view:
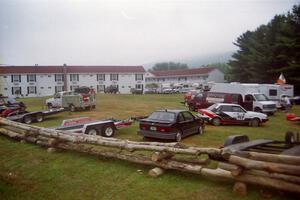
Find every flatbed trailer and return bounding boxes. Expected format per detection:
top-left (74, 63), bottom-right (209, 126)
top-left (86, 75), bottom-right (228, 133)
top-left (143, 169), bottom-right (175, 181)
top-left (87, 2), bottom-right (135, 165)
top-left (6, 108), bottom-right (65, 124)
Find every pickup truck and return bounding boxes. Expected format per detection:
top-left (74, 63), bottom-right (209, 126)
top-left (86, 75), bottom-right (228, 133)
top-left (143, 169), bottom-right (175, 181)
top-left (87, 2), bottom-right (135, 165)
top-left (46, 87), bottom-right (96, 111)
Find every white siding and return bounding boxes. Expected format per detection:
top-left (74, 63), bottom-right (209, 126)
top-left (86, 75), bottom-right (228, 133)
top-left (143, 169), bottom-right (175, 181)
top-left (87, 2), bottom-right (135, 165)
top-left (2, 72), bottom-right (146, 97)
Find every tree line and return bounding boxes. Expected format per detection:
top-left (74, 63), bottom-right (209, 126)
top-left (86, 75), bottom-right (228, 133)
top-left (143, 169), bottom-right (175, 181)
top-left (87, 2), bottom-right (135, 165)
top-left (229, 5), bottom-right (300, 93)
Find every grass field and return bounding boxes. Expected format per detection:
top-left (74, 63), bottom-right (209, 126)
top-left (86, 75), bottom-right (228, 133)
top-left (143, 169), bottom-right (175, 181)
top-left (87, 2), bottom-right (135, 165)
top-left (1, 94), bottom-right (299, 200)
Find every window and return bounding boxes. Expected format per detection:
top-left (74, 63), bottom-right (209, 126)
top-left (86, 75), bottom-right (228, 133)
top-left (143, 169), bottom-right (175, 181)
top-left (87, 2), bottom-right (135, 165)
top-left (12, 87), bottom-right (22, 95)
top-left (135, 84), bottom-right (143, 90)
top-left (97, 85), bottom-right (105, 92)
top-left (11, 75), bottom-right (21, 82)
top-left (70, 85), bottom-right (79, 91)
top-left (135, 74), bottom-right (143, 81)
top-left (110, 74), bottom-right (118, 81)
top-left (220, 105), bottom-right (232, 112)
top-left (232, 106), bottom-right (245, 113)
top-left (27, 74), bottom-right (36, 82)
top-left (55, 74), bottom-right (64, 82)
top-left (177, 113), bottom-right (185, 122)
top-left (70, 74), bottom-right (79, 82)
top-left (55, 86), bottom-right (64, 93)
top-left (182, 112), bottom-right (194, 121)
top-left (97, 74), bottom-right (105, 81)
top-left (245, 94), bottom-right (254, 102)
top-left (27, 86), bottom-right (37, 94)
top-left (269, 89), bottom-right (277, 96)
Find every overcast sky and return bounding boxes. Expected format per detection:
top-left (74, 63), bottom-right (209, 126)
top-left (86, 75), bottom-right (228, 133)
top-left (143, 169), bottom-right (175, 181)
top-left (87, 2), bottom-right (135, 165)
top-left (0, 0), bottom-right (298, 66)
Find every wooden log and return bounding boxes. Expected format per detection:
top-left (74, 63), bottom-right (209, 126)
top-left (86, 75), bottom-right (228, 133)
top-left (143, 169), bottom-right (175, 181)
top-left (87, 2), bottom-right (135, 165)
top-left (171, 157), bottom-right (210, 166)
top-left (227, 155), bottom-right (300, 176)
top-left (149, 167), bottom-right (165, 177)
top-left (202, 168), bottom-right (300, 194)
top-left (2, 126), bottom-right (300, 194)
top-left (152, 151), bottom-right (174, 162)
top-left (224, 150), bottom-right (300, 166)
top-left (0, 128), bottom-right (24, 140)
top-left (0, 118), bottom-right (222, 157)
top-left (232, 182), bottom-right (247, 196)
top-left (219, 162), bottom-right (300, 184)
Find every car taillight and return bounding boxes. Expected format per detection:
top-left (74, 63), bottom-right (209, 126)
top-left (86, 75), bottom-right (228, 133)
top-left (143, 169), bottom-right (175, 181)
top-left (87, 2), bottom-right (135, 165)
top-left (157, 127), bottom-right (171, 132)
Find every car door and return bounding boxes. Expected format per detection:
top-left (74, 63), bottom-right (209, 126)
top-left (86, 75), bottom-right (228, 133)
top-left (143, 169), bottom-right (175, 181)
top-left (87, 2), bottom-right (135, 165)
top-left (231, 106), bottom-right (246, 123)
top-left (181, 111), bottom-right (198, 136)
top-left (217, 105), bottom-right (234, 123)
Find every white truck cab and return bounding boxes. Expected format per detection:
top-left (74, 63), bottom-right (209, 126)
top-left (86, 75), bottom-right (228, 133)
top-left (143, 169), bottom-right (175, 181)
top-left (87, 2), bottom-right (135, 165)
top-left (243, 93), bottom-right (276, 114)
top-left (46, 91), bottom-right (72, 108)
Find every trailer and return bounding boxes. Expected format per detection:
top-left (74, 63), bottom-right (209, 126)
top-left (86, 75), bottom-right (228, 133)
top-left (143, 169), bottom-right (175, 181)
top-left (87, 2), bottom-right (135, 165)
top-left (53, 117), bottom-right (117, 137)
top-left (6, 108), bottom-right (65, 124)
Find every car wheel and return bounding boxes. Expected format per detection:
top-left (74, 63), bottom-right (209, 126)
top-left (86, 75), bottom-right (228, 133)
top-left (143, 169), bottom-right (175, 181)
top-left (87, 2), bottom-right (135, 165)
top-left (189, 105), bottom-right (195, 111)
top-left (69, 104), bottom-right (76, 112)
top-left (36, 114), bottom-right (44, 122)
top-left (175, 132), bottom-right (182, 142)
top-left (102, 125), bottom-right (115, 137)
top-left (254, 107), bottom-right (262, 113)
top-left (47, 103), bottom-right (53, 109)
top-left (198, 126), bottom-right (204, 135)
top-left (23, 116), bottom-right (32, 124)
top-left (250, 118), bottom-right (260, 127)
top-left (86, 128), bottom-right (99, 136)
top-left (211, 117), bottom-right (221, 126)
top-left (285, 131), bottom-right (295, 145)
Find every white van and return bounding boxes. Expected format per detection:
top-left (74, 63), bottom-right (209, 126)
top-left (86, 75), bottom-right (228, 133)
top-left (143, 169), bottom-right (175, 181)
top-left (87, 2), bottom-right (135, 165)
top-left (210, 83), bottom-right (277, 114)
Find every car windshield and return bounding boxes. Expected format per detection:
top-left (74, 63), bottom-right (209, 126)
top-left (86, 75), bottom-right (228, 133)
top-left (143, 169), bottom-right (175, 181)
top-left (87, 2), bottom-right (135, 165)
top-left (254, 94), bottom-right (269, 101)
top-left (206, 104), bottom-right (218, 112)
top-left (148, 111), bottom-right (176, 122)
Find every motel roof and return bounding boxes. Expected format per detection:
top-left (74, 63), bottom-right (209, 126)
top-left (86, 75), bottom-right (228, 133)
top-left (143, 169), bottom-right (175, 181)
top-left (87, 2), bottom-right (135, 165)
top-left (149, 67), bottom-right (217, 77)
top-left (0, 65), bottom-right (146, 74)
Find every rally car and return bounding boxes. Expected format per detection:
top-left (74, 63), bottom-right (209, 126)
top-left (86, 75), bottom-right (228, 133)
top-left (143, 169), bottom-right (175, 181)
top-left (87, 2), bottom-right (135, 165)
top-left (197, 103), bottom-right (268, 127)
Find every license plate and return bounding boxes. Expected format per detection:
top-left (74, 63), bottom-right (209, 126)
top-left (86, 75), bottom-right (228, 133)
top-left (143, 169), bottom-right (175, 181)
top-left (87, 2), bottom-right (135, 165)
top-left (150, 126), bottom-right (157, 131)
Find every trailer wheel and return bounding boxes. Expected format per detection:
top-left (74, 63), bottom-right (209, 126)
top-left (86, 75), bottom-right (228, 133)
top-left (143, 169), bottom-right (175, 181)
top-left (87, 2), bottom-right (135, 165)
top-left (36, 113), bottom-right (44, 122)
top-left (23, 116), bottom-right (33, 124)
top-left (211, 117), bottom-right (221, 126)
top-left (69, 104), bottom-right (76, 112)
top-left (102, 125), bottom-right (115, 137)
top-left (86, 128), bottom-right (99, 136)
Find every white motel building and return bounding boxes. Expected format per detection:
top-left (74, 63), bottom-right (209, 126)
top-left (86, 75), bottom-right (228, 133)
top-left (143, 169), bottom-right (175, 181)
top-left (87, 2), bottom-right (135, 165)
top-left (0, 65), bottom-right (146, 97)
top-left (0, 65), bottom-right (224, 97)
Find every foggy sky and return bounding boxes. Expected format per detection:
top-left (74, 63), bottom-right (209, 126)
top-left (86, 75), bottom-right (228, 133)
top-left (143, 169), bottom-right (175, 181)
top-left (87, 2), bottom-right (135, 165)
top-left (0, 0), bottom-right (298, 66)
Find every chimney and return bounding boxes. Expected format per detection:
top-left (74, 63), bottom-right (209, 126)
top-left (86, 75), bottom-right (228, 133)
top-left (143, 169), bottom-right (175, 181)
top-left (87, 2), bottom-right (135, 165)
top-left (63, 63), bottom-right (67, 91)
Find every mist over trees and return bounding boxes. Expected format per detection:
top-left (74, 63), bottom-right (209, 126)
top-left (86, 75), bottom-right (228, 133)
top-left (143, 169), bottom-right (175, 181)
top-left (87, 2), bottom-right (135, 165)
top-left (150, 62), bottom-right (188, 71)
top-left (228, 4), bottom-right (300, 93)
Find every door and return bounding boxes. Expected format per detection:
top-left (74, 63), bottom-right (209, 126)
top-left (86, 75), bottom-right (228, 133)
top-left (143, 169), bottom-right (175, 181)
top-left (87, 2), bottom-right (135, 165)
top-left (180, 111), bottom-right (198, 136)
top-left (243, 94), bottom-right (254, 111)
top-left (231, 106), bottom-right (246, 123)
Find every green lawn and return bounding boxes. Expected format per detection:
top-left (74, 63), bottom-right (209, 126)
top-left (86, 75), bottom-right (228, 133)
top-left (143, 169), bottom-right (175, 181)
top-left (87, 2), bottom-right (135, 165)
top-left (1, 94), bottom-right (299, 200)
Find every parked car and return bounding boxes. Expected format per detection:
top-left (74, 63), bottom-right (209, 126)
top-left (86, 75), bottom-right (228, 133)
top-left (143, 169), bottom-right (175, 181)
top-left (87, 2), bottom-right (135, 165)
top-left (197, 103), bottom-right (268, 127)
top-left (105, 85), bottom-right (119, 94)
top-left (0, 96), bottom-right (25, 108)
top-left (130, 88), bottom-right (143, 94)
top-left (138, 109), bottom-right (204, 142)
top-left (45, 91), bottom-right (73, 108)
